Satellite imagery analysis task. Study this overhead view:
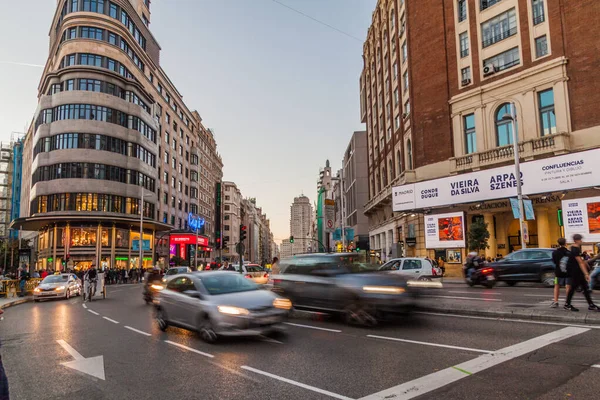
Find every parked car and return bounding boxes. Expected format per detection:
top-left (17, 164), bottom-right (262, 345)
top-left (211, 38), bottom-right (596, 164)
top-left (378, 258), bottom-right (442, 281)
top-left (490, 248), bottom-right (555, 287)
top-left (155, 271), bottom-right (291, 342)
top-left (162, 266), bottom-right (192, 283)
top-left (33, 273), bottom-right (81, 301)
top-left (271, 253), bottom-right (419, 325)
top-left (235, 264), bottom-right (269, 284)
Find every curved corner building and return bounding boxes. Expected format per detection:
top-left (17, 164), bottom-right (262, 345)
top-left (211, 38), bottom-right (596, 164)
top-left (14, 0), bottom-right (224, 271)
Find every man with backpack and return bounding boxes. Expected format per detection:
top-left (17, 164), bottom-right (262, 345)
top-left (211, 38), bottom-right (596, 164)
top-left (564, 234), bottom-right (599, 312)
top-left (551, 238), bottom-right (570, 308)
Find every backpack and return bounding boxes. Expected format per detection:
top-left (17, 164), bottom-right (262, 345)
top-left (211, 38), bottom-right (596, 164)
top-left (559, 251), bottom-right (571, 274)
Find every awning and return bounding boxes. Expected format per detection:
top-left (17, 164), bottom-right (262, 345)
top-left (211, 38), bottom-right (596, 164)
top-left (9, 213), bottom-right (173, 232)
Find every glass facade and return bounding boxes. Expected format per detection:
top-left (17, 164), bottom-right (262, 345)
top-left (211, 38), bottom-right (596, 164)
top-left (31, 193), bottom-right (154, 218)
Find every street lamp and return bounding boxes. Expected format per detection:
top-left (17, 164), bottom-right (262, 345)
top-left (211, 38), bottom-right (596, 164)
top-left (502, 104), bottom-right (527, 249)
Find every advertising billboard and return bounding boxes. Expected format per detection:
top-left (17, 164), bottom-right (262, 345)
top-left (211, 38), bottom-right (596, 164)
top-left (562, 196), bottom-right (600, 242)
top-left (393, 149), bottom-right (600, 212)
top-left (424, 212), bottom-right (466, 249)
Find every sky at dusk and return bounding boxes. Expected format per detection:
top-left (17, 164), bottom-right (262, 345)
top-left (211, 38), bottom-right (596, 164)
top-left (0, 0), bottom-right (376, 242)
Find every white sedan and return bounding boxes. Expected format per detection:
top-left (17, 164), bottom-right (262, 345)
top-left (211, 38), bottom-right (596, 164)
top-left (235, 264), bottom-right (270, 285)
top-left (378, 258), bottom-right (442, 281)
top-left (34, 273), bottom-right (81, 301)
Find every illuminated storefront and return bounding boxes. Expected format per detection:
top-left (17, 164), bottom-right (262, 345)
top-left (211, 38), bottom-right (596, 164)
top-left (169, 233), bottom-right (212, 264)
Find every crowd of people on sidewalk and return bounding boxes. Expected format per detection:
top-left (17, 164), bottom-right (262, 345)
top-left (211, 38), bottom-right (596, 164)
top-left (551, 234), bottom-right (600, 312)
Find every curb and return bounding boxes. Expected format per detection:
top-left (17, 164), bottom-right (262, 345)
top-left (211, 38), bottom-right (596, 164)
top-left (0, 297), bottom-right (33, 310)
top-left (418, 304), bottom-right (600, 325)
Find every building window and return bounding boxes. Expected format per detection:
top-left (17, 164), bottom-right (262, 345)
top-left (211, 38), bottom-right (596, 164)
top-left (406, 139), bottom-right (413, 170)
top-left (390, 9), bottom-right (395, 29)
top-left (393, 62), bottom-right (398, 79)
top-left (538, 89), bottom-right (556, 136)
top-left (459, 32), bottom-right (469, 58)
top-left (484, 47), bottom-right (520, 72)
top-left (495, 103), bottom-right (515, 146)
top-left (403, 71), bottom-right (409, 92)
top-left (458, 0), bottom-right (467, 22)
top-left (401, 42), bottom-right (407, 63)
top-left (532, 0), bottom-right (545, 25)
top-left (480, 0), bottom-right (503, 11)
top-left (396, 150), bottom-right (402, 174)
top-left (393, 88), bottom-right (399, 105)
top-left (535, 35), bottom-right (548, 58)
top-left (461, 66), bottom-right (471, 84)
top-left (403, 99), bottom-right (410, 116)
top-left (394, 115), bottom-right (400, 129)
top-left (464, 114), bottom-right (476, 154)
top-left (481, 8), bottom-right (517, 48)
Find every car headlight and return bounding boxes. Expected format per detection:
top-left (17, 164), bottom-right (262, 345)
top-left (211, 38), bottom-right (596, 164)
top-left (362, 286), bottom-right (405, 294)
top-left (273, 298), bottom-right (292, 310)
top-left (162, 278), bottom-right (166, 283)
top-left (150, 284), bottom-right (164, 291)
top-left (55, 286), bottom-right (66, 291)
top-left (34, 287), bottom-right (41, 293)
top-left (217, 305), bottom-right (250, 316)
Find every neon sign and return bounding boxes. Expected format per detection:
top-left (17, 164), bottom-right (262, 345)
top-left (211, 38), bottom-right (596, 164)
top-left (188, 213), bottom-right (205, 232)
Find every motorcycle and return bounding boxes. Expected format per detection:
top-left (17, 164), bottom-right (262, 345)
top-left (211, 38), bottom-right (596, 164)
top-left (464, 265), bottom-right (497, 288)
top-left (143, 282), bottom-right (164, 304)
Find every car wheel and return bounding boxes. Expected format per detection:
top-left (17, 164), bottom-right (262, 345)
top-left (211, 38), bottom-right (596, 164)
top-left (344, 302), bottom-right (378, 327)
top-left (541, 272), bottom-right (555, 288)
top-left (418, 276), bottom-right (432, 282)
top-left (483, 280), bottom-right (497, 289)
top-left (198, 315), bottom-right (218, 343)
top-left (156, 308), bottom-right (169, 332)
top-left (466, 279), bottom-right (475, 287)
top-left (505, 281), bottom-right (517, 287)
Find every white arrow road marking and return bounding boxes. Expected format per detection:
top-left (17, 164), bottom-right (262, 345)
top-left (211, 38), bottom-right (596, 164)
top-left (57, 339), bottom-right (105, 380)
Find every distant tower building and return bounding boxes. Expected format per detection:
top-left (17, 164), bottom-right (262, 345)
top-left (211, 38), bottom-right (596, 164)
top-left (290, 195), bottom-right (312, 255)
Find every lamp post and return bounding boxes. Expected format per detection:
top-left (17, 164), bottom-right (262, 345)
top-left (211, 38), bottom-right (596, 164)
top-left (502, 104), bottom-right (526, 249)
top-left (139, 187), bottom-right (144, 269)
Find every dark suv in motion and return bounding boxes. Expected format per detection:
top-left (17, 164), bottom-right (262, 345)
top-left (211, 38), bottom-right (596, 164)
top-left (490, 248), bottom-right (555, 287)
top-left (270, 253), bottom-right (419, 325)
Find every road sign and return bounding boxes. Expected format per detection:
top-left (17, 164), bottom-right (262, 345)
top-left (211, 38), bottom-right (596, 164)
top-left (324, 199), bottom-right (335, 232)
top-left (235, 242), bottom-right (245, 255)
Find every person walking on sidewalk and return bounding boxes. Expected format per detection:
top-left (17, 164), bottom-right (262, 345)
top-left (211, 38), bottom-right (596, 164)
top-left (551, 238), bottom-right (571, 308)
top-left (564, 234), bottom-right (599, 312)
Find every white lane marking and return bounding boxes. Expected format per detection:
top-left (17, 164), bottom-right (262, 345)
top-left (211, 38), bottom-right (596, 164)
top-left (124, 326), bottom-right (152, 336)
top-left (592, 365), bottom-right (600, 368)
top-left (164, 340), bottom-right (214, 358)
top-left (103, 316), bottom-right (119, 324)
top-left (416, 311), bottom-right (600, 329)
top-left (82, 304), bottom-right (87, 309)
top-left (367, 335), bottom-right (492, 354)
top-left (241, 366), bottom-right (353, 400)
top-left (423, 295), bottom-right (502, 302)
top-left (87, 309), bottom-right (100, 315)
top-left (260, 336), bottom-right (284, 344)
top-left (110, 289), bottom-right (122, 293)
top-left (284, 322), bottom-right (342, 333)
top-left (57, 339), bottom-right (85, 361)
top-left (361, 327), bottom-right (589, 400)
top-left (447, 291), bottom-right (502, 295)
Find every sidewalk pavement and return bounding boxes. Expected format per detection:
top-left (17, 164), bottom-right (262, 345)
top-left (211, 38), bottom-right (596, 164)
top-left (418, 296), bottom-right (600, 325)
top-left (0, 296), bottom-right (32, 309)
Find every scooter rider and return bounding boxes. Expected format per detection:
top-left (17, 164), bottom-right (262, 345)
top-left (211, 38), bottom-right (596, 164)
top-left (464, 252), bottom-right (483, 281)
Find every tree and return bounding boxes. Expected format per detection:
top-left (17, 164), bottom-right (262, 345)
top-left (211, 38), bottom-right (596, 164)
top-left (467, 219), bottom-right (490, 253)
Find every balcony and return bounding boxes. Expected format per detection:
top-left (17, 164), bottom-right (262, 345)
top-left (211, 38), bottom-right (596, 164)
top-left (450, 132), bottom-right (571, 174)
top-left (364, 170), bottom-right (416, 214)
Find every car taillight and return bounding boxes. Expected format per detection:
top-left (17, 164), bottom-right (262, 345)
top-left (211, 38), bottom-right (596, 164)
top-left (432, 267), bottom-right (437, 276)
top-left (273, 279), bottom-right (281, 285)
top-left (264, 273), bottom-right (269, 278)
top-left (244, 274), bottom-right (252, 279)
top-left (481, 268), bottom-right (493, 274)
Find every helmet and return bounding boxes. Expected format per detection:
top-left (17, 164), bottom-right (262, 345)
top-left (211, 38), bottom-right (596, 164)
top-left (468, 252), bottom-right (478, 257)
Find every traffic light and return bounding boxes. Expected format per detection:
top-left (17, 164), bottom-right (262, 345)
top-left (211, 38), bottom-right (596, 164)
top-left (240, 224), bottom-right (247, 241)
top-left (290, 236), bottom-right (294, 244)
top-left (216, 237), bottom-right (221, 249)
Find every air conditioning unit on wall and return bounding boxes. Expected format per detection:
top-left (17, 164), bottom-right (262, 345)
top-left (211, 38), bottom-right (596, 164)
top-left (483, 64), bottom-right (497, 76)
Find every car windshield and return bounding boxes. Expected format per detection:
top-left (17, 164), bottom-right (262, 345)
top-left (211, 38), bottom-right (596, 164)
top-left (279, 253), bottom-right (372, 275)
top-left (166, 268), bottom-right (184, 275)
top-left (42, 275), bottom-right (68, 283)
top-left (199, 274), bottom-right (258, 295)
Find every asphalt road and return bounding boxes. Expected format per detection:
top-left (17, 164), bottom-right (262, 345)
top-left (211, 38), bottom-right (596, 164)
top-left (1, 283), bottom-right (599, 400)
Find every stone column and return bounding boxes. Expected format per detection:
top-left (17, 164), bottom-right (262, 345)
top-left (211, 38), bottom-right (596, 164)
top-left (495, 213), bottom-right (507, 256)
top-left (483, 213), bottom-right (497, 259)
top-left (97, 223), bottom-right (102, 269)
top-left (151, 229), bottom-right (156, 266)
top-left (110, 225), bottom-right (116, 269)
top-left (127, 227), bottom-right (132, 270)
top-left (52, 224), bottom-right (58, 271)
top-left (536, 207), bottom-right (551, 248)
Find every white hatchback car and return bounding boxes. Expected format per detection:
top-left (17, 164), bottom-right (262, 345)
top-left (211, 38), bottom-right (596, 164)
top-left (235, 264), bottom-right (269, 285)
top-left (378, 258), bottom-right (441, 281)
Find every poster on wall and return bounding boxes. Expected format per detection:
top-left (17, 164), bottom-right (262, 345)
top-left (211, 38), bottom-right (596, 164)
top-left (562, 196), bottom-right (600, 242)
top-left (424, 212), bottom-right (466, 249)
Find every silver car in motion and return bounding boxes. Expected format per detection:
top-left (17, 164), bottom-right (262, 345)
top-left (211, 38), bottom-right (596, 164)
top-left (155, 271), bottom-right (292, 343)
top-left (33, 273), bottom-right (81, 301)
